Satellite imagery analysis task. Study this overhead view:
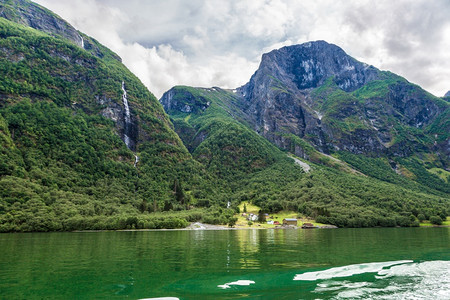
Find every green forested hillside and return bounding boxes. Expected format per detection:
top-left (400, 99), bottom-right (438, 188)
top-left (161, 86), bottom-right (449, 228)
top-left (0, 12), bottom-right (224, 231)
top-left (0, 1), bottom-right (448, 232)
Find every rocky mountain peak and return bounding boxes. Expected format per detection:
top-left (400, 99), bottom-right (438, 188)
top-left (239, 41), bottom-right (380, 99)
top-left (231, 41), bottom-right (448, 161)
top-left (445, 90), bottom-right (450, 97)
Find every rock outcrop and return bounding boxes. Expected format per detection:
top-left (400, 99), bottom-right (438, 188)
top-left (234, 41), bottom-right (447, 159)
top-left (0, 0), bottom-right (83, 47)
top-left (239, 41), bottom-right (379, 95)
top-left (0, 0), bottom-right (119, 61)
top-left (160, 87), bottom-right (210, 114)
top-left (97, 94), bottom-right (138, 151)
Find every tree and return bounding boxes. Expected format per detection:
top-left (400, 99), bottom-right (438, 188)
top-left (228, 217), bottom-right (237, 227)
top-left (258, 209), bottom-right (266, 223)
top-left (163, 200), bottom-right (173, 211)
top-left (430, 216), bottom-right (443, 225)
top-left (139, 200), bottom-right (147, 213)
top-left (243, 203), bottom-right (247, 213)
top-left (417, 214), bottom-right (425, 222)
top-left (174, 178), bottom-right (185, 205)
top-left (153, 199), bottom-right (158, 212)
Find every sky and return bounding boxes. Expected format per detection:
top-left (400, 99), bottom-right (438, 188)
top-left (34, 0), bottom-right (450, 99)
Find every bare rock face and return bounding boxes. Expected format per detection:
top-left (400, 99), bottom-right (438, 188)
top-left (160, 87), bottom-right (210, 115)
top-left (235, 41), bottom-right (447, 158)
top-left (0, 0), bottom-right (83, 47)
top-left (236, 41), bottom-right (380, 154)
top-left (97, 95), bottom-right (138, 151)
top-left (240, 41), bottom-right (379, 95)
top-left (0, 0), bottom-right (119, 61)
top-left (445, 91), bottom-right (450, 97)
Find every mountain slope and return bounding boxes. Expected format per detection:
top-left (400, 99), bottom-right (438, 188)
top-left (160, 42), bottom-right (449, 227)
top-left (0, 1), bottom-right (448, 231)
top-left (160, 85), bottom-right (449, 228)
top-left (237, 41), bottom-right (449, 167)
top-left (0, 1), bottom-right (222, 231)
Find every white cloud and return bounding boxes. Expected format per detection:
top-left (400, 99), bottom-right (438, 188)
top-left (34, 0), bottom-right (450, 97)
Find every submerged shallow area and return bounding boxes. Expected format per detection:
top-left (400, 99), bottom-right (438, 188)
top-left (0, 227), bottom-right (448, 299)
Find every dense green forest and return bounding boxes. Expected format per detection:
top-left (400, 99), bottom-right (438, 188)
top-left (162, 86), bottom-right (449, 228)
top-left (0, 15), bottom-right (228, 232)
top-left (0, 1), bottom-right (449, 232)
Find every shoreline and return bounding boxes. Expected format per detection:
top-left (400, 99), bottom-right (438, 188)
top-left (95, 222), bottom-right (449, 233)
top-left (115, 222), bottom-right (338, 232)
top-left (3, 223), bottom-right (448, 234)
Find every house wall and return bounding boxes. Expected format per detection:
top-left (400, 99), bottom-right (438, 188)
top-left (283, 220), bottom-right (297, 226)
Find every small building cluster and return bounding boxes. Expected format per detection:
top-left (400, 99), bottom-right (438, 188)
top-left (266, 220), bottom-right (281, 225)
top-left (283, 218), bottom-right (298, 226)
top-left (242, 213), bottom-right (258, 222)
top-left (241, 213), bottom-right (318, 229)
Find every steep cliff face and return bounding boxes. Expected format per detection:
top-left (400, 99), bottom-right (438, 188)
top-left (0, 0), bottom-right (117, 60)
top-left (0, 0), bottom-right (82, 46)
top-left (161, 86), bottom-right (211, 115)
top-left (235, 41), bottom-right (448, 163)
top-left (239, 41), bottom-right (379, 95)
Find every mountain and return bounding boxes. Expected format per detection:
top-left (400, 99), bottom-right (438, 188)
top-left (236, 41), bottom-right (448, 164)
top-left (0, 0), bottom-right (225, 232)
top-left (160, 42), bottom-right (449, 227)
top-left (0, 1), bottom-right (448, 231)
top-left (445, 91), bottom-right (450, 98)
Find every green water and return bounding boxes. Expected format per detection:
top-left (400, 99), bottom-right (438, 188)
top-left (0, 228), bottom-right (449, 299)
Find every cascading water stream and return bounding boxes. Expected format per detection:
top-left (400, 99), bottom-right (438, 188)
top-left (79, 34), bottom-right (84, 49)
top-left (121, 81), bottom-right (139, 167)
top-left (134, 155), bottom-right (139, 168)
top-left (121, 81), bottom-right (131, 148)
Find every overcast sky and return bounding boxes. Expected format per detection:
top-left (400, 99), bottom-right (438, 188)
top-left (34, 0), bottom-right (450, 98)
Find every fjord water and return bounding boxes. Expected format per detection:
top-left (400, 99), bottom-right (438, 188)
top-left (0, 228), bottom-right (449, 299)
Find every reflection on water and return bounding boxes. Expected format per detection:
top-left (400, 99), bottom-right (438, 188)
top-left (236, 229), bottom-right (260, 269)
top-left (0, 228), bottom-right (449, 299)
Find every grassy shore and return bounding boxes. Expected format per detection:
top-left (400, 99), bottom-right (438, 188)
top-left (420, 217), bottom-right (450, 227)
top-left (234, 201), bottom-right (327, 229)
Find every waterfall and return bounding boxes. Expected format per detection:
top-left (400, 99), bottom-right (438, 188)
top-left (122, 81), bottom-right (132, 149)
top-left (78, 34), bottom-right (84, 49)
top-left (122, 81), bottom-right (139, 167)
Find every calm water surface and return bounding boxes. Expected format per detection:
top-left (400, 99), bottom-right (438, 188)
top-left (0, 227), bottom-right (449, 299)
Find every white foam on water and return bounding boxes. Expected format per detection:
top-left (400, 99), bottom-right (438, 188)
top-left (307, 261), bottom-right (450, 300)
top-left (367, 260), bottom-right (450, 300)
top-left (218, 279), bottom-right (255, 289)
top-left (315, 281), bottom-right (369, 292)
top-left (294, 260), bottom-right (412, 281)
top-left (138, 298), bottom-right (179, 300)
